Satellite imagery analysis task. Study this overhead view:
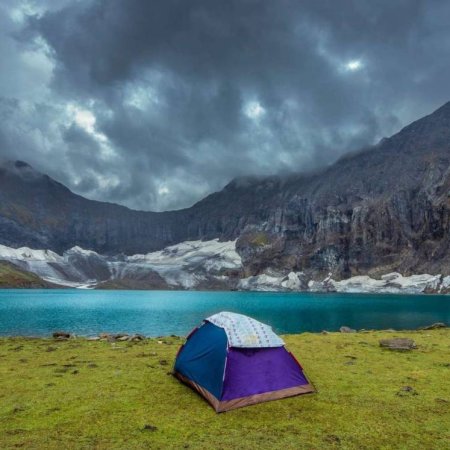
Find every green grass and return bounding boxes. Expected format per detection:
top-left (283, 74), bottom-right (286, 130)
top-left (248, 232), bottom-right (270, 247)
top-left (0, 261), bottom-right (52, 288)
top-left (0, 330), bottom-right (449, 449)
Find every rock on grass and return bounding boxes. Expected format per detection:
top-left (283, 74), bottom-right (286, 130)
top-left (340, 326), bottom-right (356, 333)
top-left (379, 338), bottom-right (417, 351)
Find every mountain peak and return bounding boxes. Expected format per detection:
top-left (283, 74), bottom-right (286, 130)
top-left (0, 160), bottom-right (45, 182)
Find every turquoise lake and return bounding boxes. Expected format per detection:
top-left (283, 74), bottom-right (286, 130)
top-left (0, 289), bottom-right (449, 336)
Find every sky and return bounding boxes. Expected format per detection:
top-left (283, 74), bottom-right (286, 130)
top-left (1, 0), bottom-right (450, 211)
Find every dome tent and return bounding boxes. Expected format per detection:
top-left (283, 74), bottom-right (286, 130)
top-left (173, 312), bottom-right (314, 412)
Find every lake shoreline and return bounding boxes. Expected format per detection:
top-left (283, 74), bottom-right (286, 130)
top-left (0, 322), bottom-right (447, 339)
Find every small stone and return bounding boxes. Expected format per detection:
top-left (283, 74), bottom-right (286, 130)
top-left (117, 335), bottom-right (130, 341)
top-left (379, 338), bottom-right (417, 351)
top-left (142, 424), bottom-right (158, 432)
top-left (52, 331), bottom-right (71, 339)
top-left (420, 322), bottom-right (447, 330)
top-left (321, 330), bottom-right (329, 335)
top-left (72, 370), bottom-right (79, 375)
top-left (46, 346), bottom-right (57, 352)
top-left (87, 336), bottom-right (100, 341)
top-left (340, 326), bottom-right (356, 333)
top-left (396, 386), bottom-right (418, 396)
top-left (323, 435), bottom-right (341, 444)
top-left (159, 360), bottom-right (168, 366)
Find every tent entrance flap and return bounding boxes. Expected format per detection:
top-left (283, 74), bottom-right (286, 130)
top-left (174, 321), bottom-right (227, 400)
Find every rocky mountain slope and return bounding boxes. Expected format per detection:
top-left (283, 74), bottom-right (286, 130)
top-left (2, 101), bottom-right (450, 288)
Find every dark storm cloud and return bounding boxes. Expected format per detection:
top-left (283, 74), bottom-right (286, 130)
top-left (1, 0), bottom-right (450, 210)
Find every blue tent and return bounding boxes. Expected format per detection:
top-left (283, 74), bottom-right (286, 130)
top-left (174, 312), bottom-right (314, 412)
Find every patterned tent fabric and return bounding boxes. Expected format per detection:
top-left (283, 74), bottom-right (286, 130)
top-left (206, 311), bottom-right (284, 348)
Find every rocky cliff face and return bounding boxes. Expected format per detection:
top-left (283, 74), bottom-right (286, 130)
top-left (2, 101), bottom-right (450, 281)
top-left (235, 101), bottom-right (450, 279)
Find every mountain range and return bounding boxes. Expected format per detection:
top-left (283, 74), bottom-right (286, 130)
top-left (1, 101), bottom-right (450, 291)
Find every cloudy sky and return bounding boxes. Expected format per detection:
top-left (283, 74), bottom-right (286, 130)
top-left (1, 0), bottom-right (450, 211)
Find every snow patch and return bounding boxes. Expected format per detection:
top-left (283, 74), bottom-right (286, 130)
top-left (331, 272), bottom-right (442, 294)
top-left (238, 271), bottom-right (446, 294)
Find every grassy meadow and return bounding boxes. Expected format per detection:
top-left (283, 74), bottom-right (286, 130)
top-left (0, 330), bottom-right (449, 449)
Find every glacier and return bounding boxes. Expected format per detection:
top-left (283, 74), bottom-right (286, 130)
top-left (0, 241), bottom-right (448, 293)
top-left (0, 240), bottom-right (242, 289)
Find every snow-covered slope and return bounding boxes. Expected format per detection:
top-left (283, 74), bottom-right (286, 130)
top-left (116, 239), bottom-right (242, 289)
top-left (0, 241), bottom-right (448, 293)
top-left (0, 240), bottom-right (241, 289)
top-left (0, 244), bottom-right (108, 287)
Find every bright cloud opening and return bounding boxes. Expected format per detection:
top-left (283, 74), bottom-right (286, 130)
top-left (345, 60), bottom-right (363, 71)
top-left (244, 101), bottom-right (266, 120)
top-left (158, 186), bottom-right (170, 195)
top-left (66, 104), bottom-right (115, 158)
top-left (75, 109), bottom-right (96, 134)
top-left (67, 104), bottom-right (96, 133)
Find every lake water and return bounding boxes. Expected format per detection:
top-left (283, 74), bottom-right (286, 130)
top-left (0, 289), bottom-right (449, 337)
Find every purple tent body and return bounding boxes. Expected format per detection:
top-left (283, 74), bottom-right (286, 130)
top-left (174, 312), bottom-right (314, 412)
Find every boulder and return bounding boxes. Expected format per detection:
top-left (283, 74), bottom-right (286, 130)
top-left (129, 334), bottom-right (145, 341)
top-left (379, 338), bottom-right (417, 351)
top-left (113, 333), bottom-right (129, 339)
